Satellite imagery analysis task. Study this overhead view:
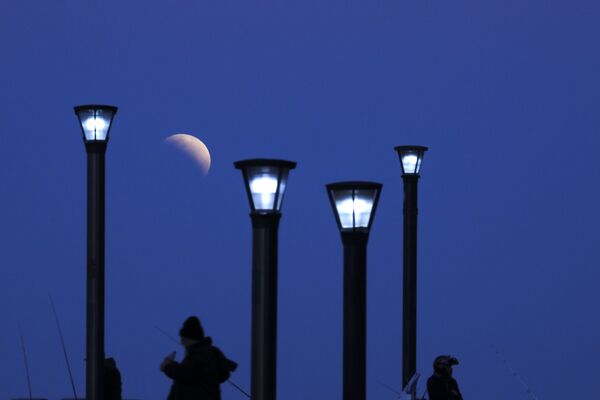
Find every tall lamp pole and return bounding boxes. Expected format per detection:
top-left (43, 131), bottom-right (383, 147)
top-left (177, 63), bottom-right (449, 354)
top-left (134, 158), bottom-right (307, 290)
top-left (234, 159), bottom-right (296, 400)
top-left (75, 104), bottom-right (117, 400)
top-left (326, 182), bottom-right (382, 400)
top-left (394, 145), bottom-right (428, 391)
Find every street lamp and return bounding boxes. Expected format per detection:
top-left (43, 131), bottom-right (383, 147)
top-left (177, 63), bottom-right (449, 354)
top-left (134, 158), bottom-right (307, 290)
top-left (326, 181), bottom-right (382, 400)
top-left (394, 145), bottom-right (428, 392)
top-left (75, 104), bottom-right (117, 400)
top-left (234, 158), bottom-right (296, 400)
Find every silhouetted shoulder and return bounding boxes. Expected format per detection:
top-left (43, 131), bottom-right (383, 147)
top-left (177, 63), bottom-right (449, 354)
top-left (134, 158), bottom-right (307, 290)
top-left (210, 345), bottom-right (237, 383)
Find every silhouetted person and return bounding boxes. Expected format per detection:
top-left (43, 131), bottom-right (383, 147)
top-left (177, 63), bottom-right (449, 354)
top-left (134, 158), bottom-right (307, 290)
top-left (104, 357), bottom-right (122, 400)
top-left (427, 355), bottom-right (463, 400)
top-left (160, 316), bottom-right (238, 400)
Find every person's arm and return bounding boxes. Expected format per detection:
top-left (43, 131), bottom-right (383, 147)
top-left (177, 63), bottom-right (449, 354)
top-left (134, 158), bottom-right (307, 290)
top-left (160, 351), bottom-right (176, 371)
top-left (163, 356), bottom-right (202, 383)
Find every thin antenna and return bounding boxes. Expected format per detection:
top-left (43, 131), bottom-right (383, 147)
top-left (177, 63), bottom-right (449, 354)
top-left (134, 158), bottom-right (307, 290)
top-left (155, 325), bottom-right (251, 398)
top-left (492, 345), bottom-right (539, 400)
top-left (50, 295), bottom-right (79, 400)
top-left (18, 322), bottom-right (33, 400)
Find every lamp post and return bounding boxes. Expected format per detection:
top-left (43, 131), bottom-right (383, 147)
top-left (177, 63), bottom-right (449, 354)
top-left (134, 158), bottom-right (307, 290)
top-left (326, 182), bottom-right (382, 400)
top-left (74, 104), bottom-right (117, 400)
top-left (234, 159), bottom-right (296, 400)
top-left (394, 145), bottom-right (428, 391)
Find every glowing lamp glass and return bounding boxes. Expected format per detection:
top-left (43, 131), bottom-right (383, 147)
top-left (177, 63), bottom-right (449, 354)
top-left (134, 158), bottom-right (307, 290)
top-left (395, 146), bottom-right (428, 175)
top-left (74, 105), bottom-right (117, 142)
top-left (83, 117), bottom-right (107, 133)
top-left (327, 182), bottom-right (382, 232)
top-left (401, 153), bottom-right (421, 174)
top-left (249, 172), bottom-right (284, 211)
top-left (235, 159), bottom-right (296, 213)
top-left (335, 195), bottom-right (374, 229)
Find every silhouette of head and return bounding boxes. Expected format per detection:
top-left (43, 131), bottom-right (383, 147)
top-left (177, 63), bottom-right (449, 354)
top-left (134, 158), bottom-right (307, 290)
top-left (179, 316), bottom-right (205, 341)
top-left (104, 357), bottom-right (117, 369)
top-left (433, 355), bottom-right (459, 375)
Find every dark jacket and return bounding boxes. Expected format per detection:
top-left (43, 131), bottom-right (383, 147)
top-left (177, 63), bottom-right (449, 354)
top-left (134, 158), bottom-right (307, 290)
top-left (104, 358), bottom-right (122, 400)
top-left (427, 373), bottom-right (463, 400)
top-left (163, 338), bottom-right (237, 400)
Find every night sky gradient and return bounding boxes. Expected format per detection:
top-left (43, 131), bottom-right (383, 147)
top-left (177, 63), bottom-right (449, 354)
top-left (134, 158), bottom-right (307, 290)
top-left (1, 1), bottom-right (599, 399)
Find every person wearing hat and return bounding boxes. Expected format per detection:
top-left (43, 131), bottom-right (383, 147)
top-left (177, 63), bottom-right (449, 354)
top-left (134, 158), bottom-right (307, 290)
top-left (160, 316), bottom-right (238, 400)
top-left (426, 355), bottom-right (463, 400)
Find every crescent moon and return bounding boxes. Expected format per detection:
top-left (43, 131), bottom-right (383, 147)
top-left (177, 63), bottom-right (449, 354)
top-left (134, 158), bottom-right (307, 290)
top-left (165, 134), bottom-right (211, 175)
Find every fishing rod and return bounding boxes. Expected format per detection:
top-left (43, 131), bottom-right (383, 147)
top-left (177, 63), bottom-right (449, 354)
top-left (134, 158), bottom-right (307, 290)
top-left (376, 379), bottom-right (402, 397)
top-left (492, 345), bottom-right (539, 400)
top-left (49, 295), bottom-right (79, 400)
top-left (154, 326), bottom-right (251, 399)
top-left (18, 322), bottom-right (33, 400)
top-left (155, 325), bottom-right (179, 344)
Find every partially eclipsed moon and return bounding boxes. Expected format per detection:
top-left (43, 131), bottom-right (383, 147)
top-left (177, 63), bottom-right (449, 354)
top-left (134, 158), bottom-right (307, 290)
top-left (165, 134), bottom-right (211, 175)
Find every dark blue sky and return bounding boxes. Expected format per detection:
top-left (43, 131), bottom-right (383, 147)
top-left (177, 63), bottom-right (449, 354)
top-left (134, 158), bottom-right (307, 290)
top-left (1, 1), bottom-right (599, 399)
